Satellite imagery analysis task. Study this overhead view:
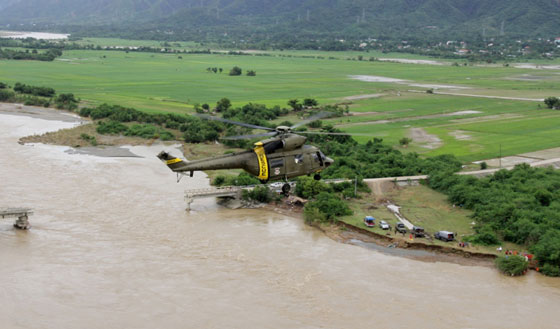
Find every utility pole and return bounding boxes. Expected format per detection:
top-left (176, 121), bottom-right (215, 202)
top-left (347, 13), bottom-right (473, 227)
top-left (499, 144), bottom-right (502, 169)
top-left (354, 175), bottom-right (358, 197)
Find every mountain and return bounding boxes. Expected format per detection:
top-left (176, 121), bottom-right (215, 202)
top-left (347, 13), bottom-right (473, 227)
top-left (1, 0), bottom-right (559, 39)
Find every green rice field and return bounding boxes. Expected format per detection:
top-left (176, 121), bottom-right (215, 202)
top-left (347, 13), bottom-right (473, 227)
top-left (2, 38), bottom-right (560, 162)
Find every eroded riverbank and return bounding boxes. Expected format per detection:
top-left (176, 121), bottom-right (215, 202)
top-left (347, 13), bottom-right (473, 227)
top-left (1, 105), bottom-right (560, 329)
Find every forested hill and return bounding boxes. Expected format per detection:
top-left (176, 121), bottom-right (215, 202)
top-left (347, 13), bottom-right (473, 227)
top-left (1, 0), bottom-right (560, 40)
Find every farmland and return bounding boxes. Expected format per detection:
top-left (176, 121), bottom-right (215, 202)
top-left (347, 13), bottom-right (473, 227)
top-left (1, 38), bottom-right (560, 163)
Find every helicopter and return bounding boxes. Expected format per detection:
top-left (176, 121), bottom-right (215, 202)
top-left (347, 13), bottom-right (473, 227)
top-left (157, 112), bottom-right (348, 194)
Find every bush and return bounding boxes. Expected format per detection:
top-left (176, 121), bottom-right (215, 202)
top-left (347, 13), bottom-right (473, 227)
top-left (295, 176), bottom-right (331, 199)
top-left (303, 206), bottom-right (327, 224)
top-left (495, 255), bottom-right (528, 276)
top-left (213, 175), bottom-right (226, 186)
top-left (541, 264), bottom-right (560, 277)
top-left (229, 66), bottom-right (242, 76)
top-left (304, 192), bottom-right (352, 222)
top-left (96, 121), bottom-right (128, 135)
top-left (480, 161), bottom-right (488, 170)
top-left (399, 137), bottom-right (412, 146)
top-left (469, 226), bottom-right (500, 246)
top-left (80, 133), bottom-right (97, 146)
top-left (242, 186), bottom-right (272, 203)
top-left (0, 89), bottom-right (14, 101)
top-left (544, 97), bottom-right (560, 109)
top-left (246, 70), bottom-right (256, 76)
top-left (54, 93), bottom-right (78, 110)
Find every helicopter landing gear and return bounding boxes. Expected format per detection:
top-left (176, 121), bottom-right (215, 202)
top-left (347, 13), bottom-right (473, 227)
top-left (314, 174), bottom-right (321, 181)
top-left (282, 183), bottom-right (291, 195)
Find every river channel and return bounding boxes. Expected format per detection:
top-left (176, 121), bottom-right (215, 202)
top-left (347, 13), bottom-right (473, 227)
top-left (1, 108), bottom-right (559, 329)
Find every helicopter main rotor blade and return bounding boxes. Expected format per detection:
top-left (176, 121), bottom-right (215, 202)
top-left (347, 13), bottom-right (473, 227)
top-left (196, 114), bottom-right (275, 131)
top-left (297, 131), bottom-right (377, 136)
top-left (221, 131), bottom-right (278, 140)
top-left (290, 111), bottom-right (335, 130)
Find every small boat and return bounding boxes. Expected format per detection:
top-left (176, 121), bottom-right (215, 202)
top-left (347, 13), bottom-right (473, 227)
top-left (364, 216), bottom-right (375, 227)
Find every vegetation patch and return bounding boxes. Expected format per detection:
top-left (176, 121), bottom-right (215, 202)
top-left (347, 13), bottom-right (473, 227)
top-left (495, 255), bottom-right (529, 276)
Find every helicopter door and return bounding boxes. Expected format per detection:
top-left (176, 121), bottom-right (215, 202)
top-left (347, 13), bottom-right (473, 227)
top-left (269, 158), bottom-right (285, 178)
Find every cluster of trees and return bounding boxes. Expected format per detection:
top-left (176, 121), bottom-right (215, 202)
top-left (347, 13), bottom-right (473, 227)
top-left (0, 48), bottom-right (62, 61)
top-left (287, 98), bottom-right (319, 111)
top-left (544, 97), bottom-right (560, 110)
top-left (0, 81), bottom-right (78, 110)
top-left (14, 83), bottom-right (55, 97)
top-left (429, 164), bottom-right (560, 276)
top-left (206, 67), bottom-right (223, 73)
top-left (304, 132), bottom-right (462, 180)
top-left (79, 104), bottom-right (198, 142)
top-left (297, 177), bottom-right (367, 224)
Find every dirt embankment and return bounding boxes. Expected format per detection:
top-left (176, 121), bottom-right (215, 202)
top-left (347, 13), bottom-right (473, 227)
top-left (333, 221), bottom-right (496, 265)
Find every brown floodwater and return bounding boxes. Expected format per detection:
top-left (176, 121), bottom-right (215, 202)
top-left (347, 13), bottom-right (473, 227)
top-left (1, 110), bottom-right (559, 329)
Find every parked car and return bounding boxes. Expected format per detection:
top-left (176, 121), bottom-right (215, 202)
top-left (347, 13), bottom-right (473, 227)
top-left (411, 226), bottom-right (425, 237)
top-left (435, 231), bottom-right (455, 242)
top-left (364, 216), bottom-right (375, 227)
top-left (379, 220), bottom-right (390, 230)
top-left (396, 222), bottom-right (407, 233)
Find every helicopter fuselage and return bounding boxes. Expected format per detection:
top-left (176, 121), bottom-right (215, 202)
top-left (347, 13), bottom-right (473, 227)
top-left (158, 133), bottom-right (333, 182)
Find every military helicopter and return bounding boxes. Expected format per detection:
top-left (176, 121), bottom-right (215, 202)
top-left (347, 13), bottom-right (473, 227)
top-left (157, 112), bottom-right (348, 194)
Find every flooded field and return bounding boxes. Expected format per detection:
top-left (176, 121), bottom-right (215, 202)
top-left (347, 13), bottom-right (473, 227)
top-left (0, 31), bottom-right (69, 40)
top-left (1, 106), bottom-right (559, 329)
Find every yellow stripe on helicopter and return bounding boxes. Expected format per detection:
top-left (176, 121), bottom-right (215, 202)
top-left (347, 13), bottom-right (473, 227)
top-left (253, 142), bottom-right (269, 181)
top-left (166, 158), bottom-right (183, 165)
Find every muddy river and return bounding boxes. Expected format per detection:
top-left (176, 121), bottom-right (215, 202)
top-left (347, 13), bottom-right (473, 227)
top-left (1, 109), bottom-right (559, 329)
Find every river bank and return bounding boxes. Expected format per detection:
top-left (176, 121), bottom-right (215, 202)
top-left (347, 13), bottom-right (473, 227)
top-left (1, 103), bottom-right (514, 268)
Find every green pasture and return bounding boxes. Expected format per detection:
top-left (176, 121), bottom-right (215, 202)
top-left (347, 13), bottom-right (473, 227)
top-left (2, 44), bottom-right (560, 161)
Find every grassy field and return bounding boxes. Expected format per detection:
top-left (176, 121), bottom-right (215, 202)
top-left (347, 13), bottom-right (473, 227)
top-left (341, 185), bottom-right (522, 254)
top-left (2, 38), bottom-right (560, 162)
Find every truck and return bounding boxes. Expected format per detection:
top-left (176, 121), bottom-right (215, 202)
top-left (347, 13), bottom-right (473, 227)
top-left (395, 222), bottom-right (407, 234)
top-left (435, 231), bottom-right (455, 242)
top-left (411, 226), bottom-right (425, 238)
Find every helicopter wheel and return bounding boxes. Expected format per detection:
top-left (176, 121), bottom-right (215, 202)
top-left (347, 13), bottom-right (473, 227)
top-left (313, 174), bottom-right (321, 181)
top-left (282, 183), bottom-right (291, 195)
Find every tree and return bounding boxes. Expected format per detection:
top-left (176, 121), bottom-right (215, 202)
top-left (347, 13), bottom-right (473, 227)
top-left (229, 66), bottom-right (242, 76)
top-left (544, 97), bottom-right (560, 109)
top-left (287, 99), bottom-right (303, 111)
top-left (399, 137), bottom-right (412, 147)
top-left (531, 230), bottom-right (560, 276)
top-left (216, 98), bottom-right (232, 112)
top-left (246, 70), bottom-right (256, 76)
top-left (303, 98), bottom-right (318, 107)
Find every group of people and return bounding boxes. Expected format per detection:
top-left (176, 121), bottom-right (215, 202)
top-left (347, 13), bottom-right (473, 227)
top-left (498, 247), bottom-right (533, 261)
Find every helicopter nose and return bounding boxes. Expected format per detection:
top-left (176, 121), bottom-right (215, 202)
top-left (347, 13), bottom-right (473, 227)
top-left (324, 157), bottom-right (334, 167)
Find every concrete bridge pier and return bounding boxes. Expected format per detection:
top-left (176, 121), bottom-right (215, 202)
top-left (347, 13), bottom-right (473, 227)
top-left (14, 214), bottom-right (31, 230)
top-left (1, 208), bottom-right (33, 230)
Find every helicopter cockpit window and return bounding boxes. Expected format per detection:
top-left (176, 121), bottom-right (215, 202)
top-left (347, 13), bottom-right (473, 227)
top-left (294, 154), bottom-right (303, 164)
top-left (312, 153), bottom-right (320, 162)
top-left (270, 158), bottom-right (284, 168)
top-left (319, 151), bottom-right (326, 161)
